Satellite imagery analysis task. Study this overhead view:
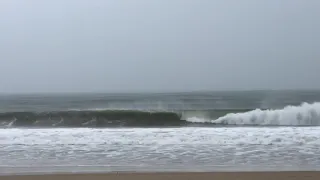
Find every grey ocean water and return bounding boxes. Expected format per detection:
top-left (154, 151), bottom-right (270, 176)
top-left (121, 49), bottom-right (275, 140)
top-left (1, 90), bottom-right (320, 174)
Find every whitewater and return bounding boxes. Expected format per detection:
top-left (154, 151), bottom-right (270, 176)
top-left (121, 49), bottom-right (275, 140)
top-left (1, 127), bottom-right (320, 174)
top-left (186, 102), bottom-right (320, 126)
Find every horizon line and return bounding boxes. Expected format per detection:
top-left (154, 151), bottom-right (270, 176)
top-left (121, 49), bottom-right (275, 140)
top-left (0, 89), bottom-right (320, 95)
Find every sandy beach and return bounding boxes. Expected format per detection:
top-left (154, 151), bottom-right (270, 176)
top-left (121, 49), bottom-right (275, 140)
top-left (1, 172), bottom-right (320, 180)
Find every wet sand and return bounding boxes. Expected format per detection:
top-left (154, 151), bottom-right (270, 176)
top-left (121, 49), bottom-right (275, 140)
top-left (1, 172), bottom-right (320, 180)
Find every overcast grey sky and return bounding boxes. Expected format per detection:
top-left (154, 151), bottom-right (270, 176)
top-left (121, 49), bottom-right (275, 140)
top-left (0, 0), bottom-right (319, 93)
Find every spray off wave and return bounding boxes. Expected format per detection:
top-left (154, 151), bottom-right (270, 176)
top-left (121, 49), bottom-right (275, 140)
top-left (187, 102), bottom-right (320, 126)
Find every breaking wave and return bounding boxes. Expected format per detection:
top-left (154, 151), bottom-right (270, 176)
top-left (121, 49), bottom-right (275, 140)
top-left (187, 102), bottom-right (320, 126)
top-left (0, 102), bottom-right (319, 127)
top-left (0, 108), bottom-right (251, 128)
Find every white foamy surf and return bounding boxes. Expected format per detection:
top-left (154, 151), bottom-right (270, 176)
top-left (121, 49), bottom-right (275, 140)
top-left (186, 102), bottom-right (320, 126)
top-left (1, 127), bottom-right (320, 173)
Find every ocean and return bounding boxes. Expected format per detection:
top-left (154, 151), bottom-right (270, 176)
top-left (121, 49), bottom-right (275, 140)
top-left (1, 90), bottom-right (320, 174)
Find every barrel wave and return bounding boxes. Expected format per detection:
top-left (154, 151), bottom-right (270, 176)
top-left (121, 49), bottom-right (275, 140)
top-left (0, 110), bottom-right (183, 127)
top-left (0, 109), bottom-right (251, 127)
top-left (1, 102), bottom-right (320, 127)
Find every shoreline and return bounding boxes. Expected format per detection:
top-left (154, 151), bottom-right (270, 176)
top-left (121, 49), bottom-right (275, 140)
top-left (2, 165), bottom-right (319, 175)
top-left (1, 171), bottom-right (320, 180)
